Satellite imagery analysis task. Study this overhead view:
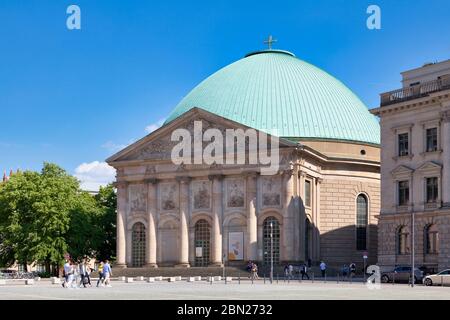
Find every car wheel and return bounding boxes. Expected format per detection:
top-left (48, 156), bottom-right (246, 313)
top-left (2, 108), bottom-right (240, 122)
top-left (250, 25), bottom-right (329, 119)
top-left (425, 278), bottom-right (433, 286)
top-left (381, 275), bottom-right (390, 283)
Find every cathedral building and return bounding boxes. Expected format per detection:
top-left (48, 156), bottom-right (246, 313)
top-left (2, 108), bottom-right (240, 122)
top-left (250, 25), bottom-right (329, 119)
top-left (107, 46), bottom-right (381, 269)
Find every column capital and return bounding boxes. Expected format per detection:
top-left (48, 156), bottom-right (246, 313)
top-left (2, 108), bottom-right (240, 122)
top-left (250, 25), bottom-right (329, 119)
top-left (145, 178), bottom-right (159, 185)
top-left (208, 174), bottom-right (224, 181)
top-left (281, 168), bottom-right (294, 177)
top-left (176, 176), bottom-right (192, 184)
top-left (441, 110), bottom-right (450, 123)
top-left (114, 180), bottom-right (129, 188)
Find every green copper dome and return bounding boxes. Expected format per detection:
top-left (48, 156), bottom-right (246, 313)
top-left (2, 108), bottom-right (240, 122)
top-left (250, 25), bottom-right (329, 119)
top-left (165, 50), bottom-right (380, 145)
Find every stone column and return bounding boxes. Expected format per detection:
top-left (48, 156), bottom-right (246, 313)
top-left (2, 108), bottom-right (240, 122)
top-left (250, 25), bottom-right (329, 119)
top-left (209, 175), bottom-right (224, 266)
top-left (176, 177), bottom-right (190, 267)
top-left (282, 169), bottom-right (294, 262)
top-left (441, 110), bottom-right (450, 206)
top-left (145, 179), bottom-right (158, 268)
top-left (246, 173), bottom-right (258, 261)
top-left (115, 181), bottom-right (128, 268)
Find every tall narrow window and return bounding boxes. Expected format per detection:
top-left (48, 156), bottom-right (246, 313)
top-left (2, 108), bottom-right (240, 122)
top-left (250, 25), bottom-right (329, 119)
top-left (131, 222), bottom-right (146, 267)
top-left (304, 180), bottom-right (311, 207)
top-left (194, 219), bottom-right (211, 267)
top-left (426, 177), bottom-right (438, 203)
top-left (263, 217), bottom-right (280, 265)
top-left (425, 224), bottom-right (439, 254)
top-left (398, 181), bottom-right (409, 206)
top-left (398, 226), bottom-right (410, 255)
top-left (356, 195), bottom-right (368, 251)
top-left (426, 128), bottom-right (438, 152)
top-left (398, 133), bottom-right (409, 156)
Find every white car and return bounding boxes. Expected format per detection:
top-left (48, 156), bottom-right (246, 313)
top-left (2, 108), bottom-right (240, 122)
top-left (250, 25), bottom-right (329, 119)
top-left (423, 269), bottom-right (450, 286)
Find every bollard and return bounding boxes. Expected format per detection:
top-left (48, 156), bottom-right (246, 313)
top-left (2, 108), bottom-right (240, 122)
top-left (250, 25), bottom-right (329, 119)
top-left (277, 274), bottom-right (279, 284)
top-left (441, 276), bottom-right (444, 287)
top-left (238, 273), bottom-right (241, 285)
top-left (312, 272), bottom-right (314, 283)
top-left (252, 275), bottom-right (254, 285)
top-left (210, 275), bottom-right (213, 285)
top-left (225, 276), bottom-right (227, 285)
top-left (264, 274), bottom-right (266, 284)
top-left (337, 273), bottom-right (339, 284)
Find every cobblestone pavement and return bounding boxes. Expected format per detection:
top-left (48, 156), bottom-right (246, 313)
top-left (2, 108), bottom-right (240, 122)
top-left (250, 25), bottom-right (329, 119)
top-left (0, 279), bottom-right (449, 300)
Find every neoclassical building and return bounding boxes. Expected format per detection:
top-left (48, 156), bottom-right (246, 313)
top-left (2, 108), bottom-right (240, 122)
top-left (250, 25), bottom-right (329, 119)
top-left (107, 48), bottom-right (381, 269)
top-left (371, 59), bottom-right (450, 272)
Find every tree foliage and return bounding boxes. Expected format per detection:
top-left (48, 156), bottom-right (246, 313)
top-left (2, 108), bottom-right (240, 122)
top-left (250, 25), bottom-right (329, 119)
top-left (0, 163), bottom-right (117, 271)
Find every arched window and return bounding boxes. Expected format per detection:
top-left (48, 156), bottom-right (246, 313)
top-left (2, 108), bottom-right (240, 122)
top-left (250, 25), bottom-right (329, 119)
top-left (397, 226), bottom-right (410, 255)
top-left (194, 219), bottom-right (211, 267)
top-left (305, 219), bottom-right (311, 261)
top-left (263, 217), bottom-right (280, 265)
top-left (132, 222), bottom-right (146, 267)
top-left (425, 224), bottom-right (439, 254)
top-left (356, 195), bottom-right (368, 251)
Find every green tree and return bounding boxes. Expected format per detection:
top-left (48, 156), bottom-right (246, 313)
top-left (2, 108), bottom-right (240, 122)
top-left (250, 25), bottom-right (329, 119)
top-left (94, 184), bottom-right (117, 261)
top-left (0, 163), bottom-right (78, 272)
top-left (0, 163), bottom-right (117, 273)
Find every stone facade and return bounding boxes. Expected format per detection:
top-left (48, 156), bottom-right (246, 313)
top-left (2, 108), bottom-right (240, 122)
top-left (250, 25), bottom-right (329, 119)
top-left (371, 59), bottom-right (450, 272)
top-left (107, 108), bottom-right (380, 269)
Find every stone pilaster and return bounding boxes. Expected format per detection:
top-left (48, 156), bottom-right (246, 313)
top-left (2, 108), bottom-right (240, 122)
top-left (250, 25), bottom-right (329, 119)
top-left (246, 173), bottom-right (258, 261)
top-left (441, 111), bottom-right (450, 206)
top-left (282, 169), bottom-right (294, 262)
top-left (176, 176), bottom-right (191, 267)
top-left (115, 181), bottom-right (128, 268)
top-left (209, 175), bottom-right (224, 266)
top-left (145, 178), bottom-right (158, 268)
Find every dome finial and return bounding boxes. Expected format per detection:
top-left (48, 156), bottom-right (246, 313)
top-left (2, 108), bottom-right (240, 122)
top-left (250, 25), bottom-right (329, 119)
top-left (263, 35), bottom-right (277, 50)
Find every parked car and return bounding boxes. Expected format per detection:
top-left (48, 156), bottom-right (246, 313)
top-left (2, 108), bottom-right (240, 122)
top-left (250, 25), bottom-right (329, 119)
top-left (381, 266), bottom-right (424, 284)
top-left (423, 269), bottom-right (450, 286)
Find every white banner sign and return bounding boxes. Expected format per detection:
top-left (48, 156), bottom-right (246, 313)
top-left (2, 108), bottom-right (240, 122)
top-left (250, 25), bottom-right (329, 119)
top-left (228, 232), bottom-right (244, 261)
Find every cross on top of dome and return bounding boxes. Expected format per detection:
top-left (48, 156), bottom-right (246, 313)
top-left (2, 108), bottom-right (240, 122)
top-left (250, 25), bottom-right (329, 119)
top-left (264, 35), bottom-right (277, 50)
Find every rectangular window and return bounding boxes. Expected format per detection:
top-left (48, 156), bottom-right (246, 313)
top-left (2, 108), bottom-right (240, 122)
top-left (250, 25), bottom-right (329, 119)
top-left (398, 181), bottom-right (409, 206)
top-left (426, 177), bottom-right (439, 203)
top-left (426, 128), bottom-right (438, 152)
top-left (398, 133), bottom-right (409, 156)
top-left (304, 180), bottom-right (311, 207)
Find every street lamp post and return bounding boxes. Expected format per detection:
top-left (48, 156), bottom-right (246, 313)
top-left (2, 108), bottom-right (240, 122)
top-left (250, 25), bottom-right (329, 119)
top-left (270, 221), bottom-right (274, 284)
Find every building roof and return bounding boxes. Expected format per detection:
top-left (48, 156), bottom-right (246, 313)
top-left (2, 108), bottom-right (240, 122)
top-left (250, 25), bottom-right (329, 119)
top-left (165, 49), bottom-right (380, 145)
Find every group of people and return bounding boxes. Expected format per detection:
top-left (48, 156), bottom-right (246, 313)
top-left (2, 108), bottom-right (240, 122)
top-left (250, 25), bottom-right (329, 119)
top-left (62, 258), bottom-right (113, 289)
top-left (341, 262), bottom-right (358, 278)
top-left (283, 263), bottom-right (311, 280)
top-left (246, 261), bottom-right (259, 280)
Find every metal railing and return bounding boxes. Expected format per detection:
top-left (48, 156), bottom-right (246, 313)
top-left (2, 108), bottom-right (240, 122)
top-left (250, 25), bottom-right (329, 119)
top-left (381, 76), bottom-right (450, 107)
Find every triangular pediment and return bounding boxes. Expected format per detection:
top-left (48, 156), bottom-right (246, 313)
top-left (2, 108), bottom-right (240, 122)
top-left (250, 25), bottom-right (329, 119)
top-left (417, 161), bottom-right (442, 172)
top-left (106, 107), bottom-right (297, 164)
top-left (391, 165), bottom-right (414, 177)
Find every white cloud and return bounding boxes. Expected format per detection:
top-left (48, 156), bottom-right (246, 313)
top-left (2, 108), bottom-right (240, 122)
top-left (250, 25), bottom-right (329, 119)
top-left (145, 118), bottom-right (165, 134)
top-left (74, 161), bottom-right (116, 191)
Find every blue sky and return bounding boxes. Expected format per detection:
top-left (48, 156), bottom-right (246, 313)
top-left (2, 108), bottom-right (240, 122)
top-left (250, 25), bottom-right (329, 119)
top-left (1, 0), bottom-right (449, 189)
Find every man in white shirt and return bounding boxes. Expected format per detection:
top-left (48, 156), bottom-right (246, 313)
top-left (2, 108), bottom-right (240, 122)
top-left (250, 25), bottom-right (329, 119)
top-left (62, 260), bottom-right (71, 288)
top-left (320, 261), bottom-right (327, 277)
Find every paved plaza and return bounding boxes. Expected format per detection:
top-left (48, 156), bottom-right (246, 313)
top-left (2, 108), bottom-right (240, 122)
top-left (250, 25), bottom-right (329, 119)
top-left (0, 279), bottom-right (449, 300)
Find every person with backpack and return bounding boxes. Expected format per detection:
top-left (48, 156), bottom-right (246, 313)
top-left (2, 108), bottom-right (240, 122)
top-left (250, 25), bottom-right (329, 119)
top-left (349, 262), bottom-right (357, 278)
top-left (301, 263), bottom-right (310, 280)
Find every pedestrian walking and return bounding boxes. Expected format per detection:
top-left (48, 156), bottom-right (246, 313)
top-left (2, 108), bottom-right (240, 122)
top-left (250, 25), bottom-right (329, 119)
top-left (79, 260), bottom-right (87, 288)
top-left (301, 263), bottom-right (310, 280)
top-left (62, 259), bottom-right (71, 288)
top-left (96, 261), bottom-right (105, 287)
top-left (103, 260), bottom-right (112, 287)
top-left (288, 264), bottom-right (294, 280)
top-left (320, 261), bottom-right (327, 277)
top-left (349, 262), bottom-right (356, 278)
